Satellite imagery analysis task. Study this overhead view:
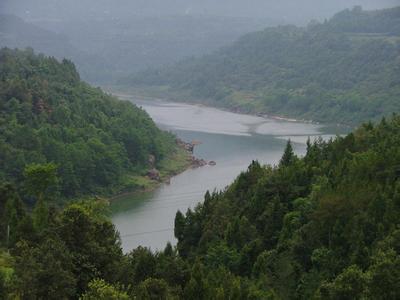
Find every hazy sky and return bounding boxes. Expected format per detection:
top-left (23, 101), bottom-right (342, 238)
top-left (1, 0), bottom-right (399, 23)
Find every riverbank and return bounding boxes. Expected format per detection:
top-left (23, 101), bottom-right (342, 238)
top-left (110, 145), bottom-right (193, 201)
top-left (110, 98), bottom-right (332, 251)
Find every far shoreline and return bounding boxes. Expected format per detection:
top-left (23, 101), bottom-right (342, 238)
top-left (105, 86), bottom-right (352, 131)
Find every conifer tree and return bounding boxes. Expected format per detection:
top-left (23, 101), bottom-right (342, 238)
top-left (280, 140), bottom-right (295, 167)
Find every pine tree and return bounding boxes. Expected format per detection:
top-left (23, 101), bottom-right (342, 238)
top-left (280, 140), bottom-right (295, 167)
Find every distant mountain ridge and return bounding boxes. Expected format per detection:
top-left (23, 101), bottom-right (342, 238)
top-left (327, 5), bottom-right (400, 34)
top-left (2, 0), bottom-right (398, 22)
top-left (0, 14), bottom-right (110, 82)
top-left (0, 13), bottom-right (271, 83)
top-left (123, 6), bottom-right (400, 125)
top-left (0, 14), bottom-right (72, 56)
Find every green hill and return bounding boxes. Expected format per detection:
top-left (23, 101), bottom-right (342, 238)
top-left (0, 48), bottom-right (183, 199)
top-left (123, 6), bottom-right (400, 125)
top-left (170, 115), bottom-right (400, 298)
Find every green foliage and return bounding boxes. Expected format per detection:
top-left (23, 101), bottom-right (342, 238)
top-left (3, 115), bottom-right (400, 298)
top-left (58, 202), bottom-right (123, 294)
top-left (13, 238), bottom-right (76, 299)
top-left (32, 197), bottom-right (49, 233)
top-left (0, 184), bottom-right (25, 247)
top-left (367, 249), bottom-right (400, 299)
top-left (0, 48), bottom-right (176, 199)
top-left (3, 199), bottom-right (124, 299)
top-left (126, 6), bottom-right (400, 125)
top-left (318, 265), bottom-right (368, 300)
top-left (80, 279), bottom-right (129, 300)
top-left (3, 42), bottom-right (400, 297)
top-left (136, 278), bottom-right (171, 300)
top-left (171, 115), bottom-right (400, 298)
top-left (123, 247), bottom-right (157, 285)
top-left (279, 140), bottom-right (296, 167)
top-left (0, 271), bottom-right (5, 300)
top-left (23, 163), bottom-right (58, 201)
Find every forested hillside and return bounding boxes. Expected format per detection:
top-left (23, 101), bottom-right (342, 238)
top-left (327, 5), bottom-right (400, 34)
top-left (2, 113), bottom-right (400, 298)
top-left (0, 48), bottom-right (179, 199)
top-left (171, 115), bottom-right (400, 298)
top-left (1, 4), bottom-right (400, 299)
top-left (124, 6), bottom-right (400, 125)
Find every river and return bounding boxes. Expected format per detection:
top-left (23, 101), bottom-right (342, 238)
top-left (111, 97), bottom-right (346, 252)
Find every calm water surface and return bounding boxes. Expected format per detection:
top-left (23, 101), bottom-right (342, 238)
top-left (111, 98), bottom-right (346, 252)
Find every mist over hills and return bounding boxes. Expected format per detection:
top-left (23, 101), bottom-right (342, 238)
top-left (1, 0), bottom-right (398, 84)
top-left (2, 1), bottom-right (400, 299)
top-left (1, 0), bottom-right (399, 22)
top-left (0, 15), bottom-right (112, 82)
top-left (33, 15), bottom-right (270, 83)
top-left (0, 13), bottom-right (270, 83)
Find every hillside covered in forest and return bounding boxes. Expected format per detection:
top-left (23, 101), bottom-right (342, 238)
top-left (170, 115), bottom-right (400, 298)
top-left (123, 6), bottom-right (400, 125)
top-left (2, 113), bottom-right (400, 298)
top-left (0, 48), bottom-right (183, 199)
top-left (1, 4), bottom-right (400, 299)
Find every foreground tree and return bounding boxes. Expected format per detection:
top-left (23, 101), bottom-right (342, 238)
top-left (81, 279), bottom-right (129, 300)
top-left (23, 163), bottom-right (58, 202)
top-left (13, 238), bottom-right (76, 299)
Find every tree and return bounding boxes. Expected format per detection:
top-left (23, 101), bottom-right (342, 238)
top-left (279, 140), bottom-right (296, 167)
top-left (368, 250), bottom-right (400, 299)
top-left (318, 265), bottom-right (368, 300)
top-left (123, 247), bottom-right (157, 285)
top-left (154, 251), bottom-right (189, 288)
top-left (136, 278), bottom-right (171, 300)
top-left (0, 184), bottom-right (25, 247)
top-left (23, 163), bottom-right (58, 202)
top-left (13, 238), bottom-right (77, 299)
top-left (81, 279), bottom-right (129, 300)
top-left (184, 262), bottom-right (207, 300)
top-left (58, 202), bottom-right (123, 294)
top-left (204, 242), bottom-right (240, 272)
top-left (174, 210), bottom-right (185, 241)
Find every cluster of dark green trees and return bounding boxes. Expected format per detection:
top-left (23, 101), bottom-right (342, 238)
top-left (2, 115), bottom-right (400, 299)
top-left (172, 115), bottom-right (400, 299)
top-left (125, 6), bottom-right (400, 125)
top-left (0, 48), bottom-right (176, 198)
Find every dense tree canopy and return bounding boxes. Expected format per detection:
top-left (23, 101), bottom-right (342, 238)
top-left (1, 7), bottom-right (400, 298)
top-left (2, 114), bottom-right (400, 298)
top-left (171, 115), bottom-right (400, 298)
top-left (0, 48), bottom-right (177, 198)
top-left (124, 6), bottom-right (400, 125)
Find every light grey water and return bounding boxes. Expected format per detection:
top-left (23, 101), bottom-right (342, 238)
top-left (111, 98), bottom-right (345, 252)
